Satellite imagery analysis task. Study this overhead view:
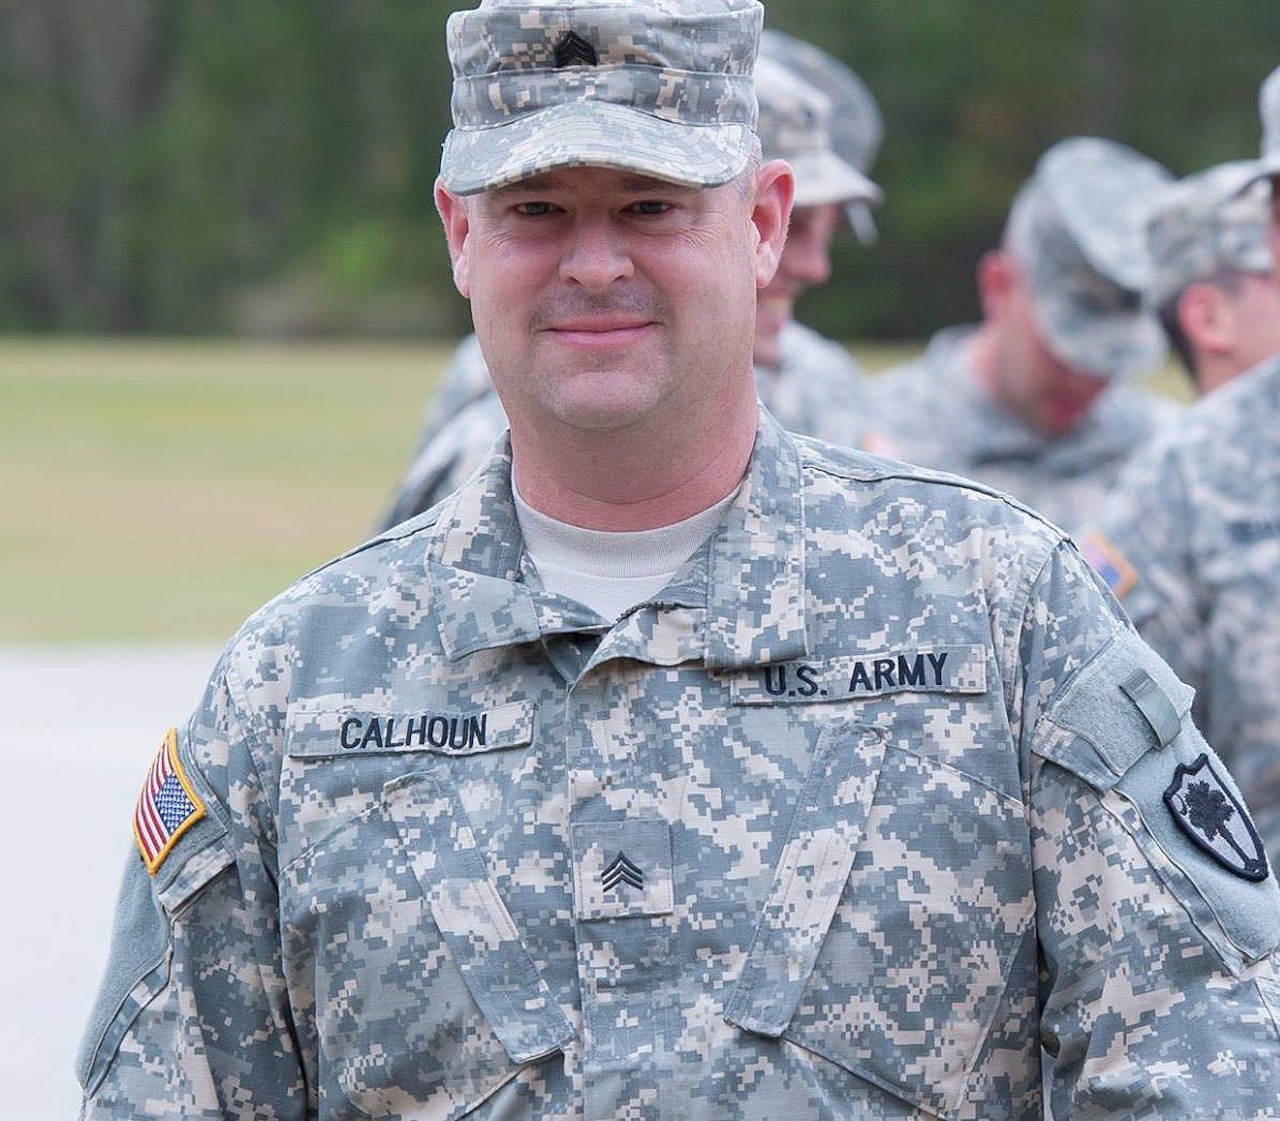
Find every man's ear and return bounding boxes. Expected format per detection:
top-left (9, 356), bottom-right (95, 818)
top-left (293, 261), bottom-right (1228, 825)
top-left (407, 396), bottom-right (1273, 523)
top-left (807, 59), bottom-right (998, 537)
top-left (1178, 282), bottom-right (1235, 357)
top-left (976, 249), bottom-right (1016, 318)
top-left (751, 159), bottom-right (795, 288)
top-left (435, 177), bottom-right (472, 298)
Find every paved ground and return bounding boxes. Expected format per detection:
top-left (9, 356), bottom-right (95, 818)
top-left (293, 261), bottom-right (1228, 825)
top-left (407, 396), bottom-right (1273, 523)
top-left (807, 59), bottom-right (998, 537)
top-left (0, 644), bottom-right (220, 1120)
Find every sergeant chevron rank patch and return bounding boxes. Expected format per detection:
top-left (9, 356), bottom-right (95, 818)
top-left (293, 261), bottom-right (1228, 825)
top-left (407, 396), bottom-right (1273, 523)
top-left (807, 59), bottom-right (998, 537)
top-left (553, 30), bottom-right (597, 68)
top-left (1164, 753), bottom-right (1269, 882)
top-left (601, 852), bottom-right (643, 893)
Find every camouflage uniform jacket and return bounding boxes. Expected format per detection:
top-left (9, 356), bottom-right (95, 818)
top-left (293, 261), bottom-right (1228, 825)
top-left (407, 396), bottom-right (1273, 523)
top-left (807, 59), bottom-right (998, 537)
top-left (378, 323), bottom-right (870, 531)
top-left (81, 410), bottom-right (1280, 1121)
top-left (866, 326), bottom-right (1181, 532)
top-left (1087, 353), bottom-right (1280, 868)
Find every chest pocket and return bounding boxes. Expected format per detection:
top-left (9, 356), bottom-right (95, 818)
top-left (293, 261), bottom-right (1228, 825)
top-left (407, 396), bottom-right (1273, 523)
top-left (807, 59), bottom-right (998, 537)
top-left (724, 720), bottom-right (1034, 1119)
top-left (281, 766), bottom-right (573, 1120)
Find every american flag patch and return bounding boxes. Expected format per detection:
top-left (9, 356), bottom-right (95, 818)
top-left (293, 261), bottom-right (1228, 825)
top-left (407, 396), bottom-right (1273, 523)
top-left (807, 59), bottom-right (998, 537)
top-left (1079, 529), bottom-right (1138, 599)
top-left (133, 728), bottom-right (205, 875)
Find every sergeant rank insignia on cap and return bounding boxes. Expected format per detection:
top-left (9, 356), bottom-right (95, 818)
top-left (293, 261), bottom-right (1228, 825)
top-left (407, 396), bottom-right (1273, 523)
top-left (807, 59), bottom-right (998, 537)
top-left (553, 30), bottom-right (597, 69)
top-left (133, 727), bottom-right (206, 875)
top-left (1164, 753), bottom-right (1269, 882)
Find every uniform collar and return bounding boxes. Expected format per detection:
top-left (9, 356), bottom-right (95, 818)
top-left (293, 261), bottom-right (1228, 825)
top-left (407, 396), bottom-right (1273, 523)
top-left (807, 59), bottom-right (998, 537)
top-left (423, 409), bottom-right (808, 670)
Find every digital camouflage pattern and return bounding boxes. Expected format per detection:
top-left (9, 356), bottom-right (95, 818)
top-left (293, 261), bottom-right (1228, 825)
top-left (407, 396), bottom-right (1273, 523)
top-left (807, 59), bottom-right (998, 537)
top-left (81, 411), bottom-right (1280, 1119)
top-left (377, 322), bottom-right (873, 532)
top-left (1004, 137), bottom-right (1170, 381)
top-left (865, 326), bottom-right (1180, 533)
top-left (1146, 161), bottom-right (1273, 310)
top-left (1085, 354), bottom-right (1280, 869)
top-left (759, 28), bottom-right (882, 242)
top-left (441, 0), bottom-right (763, 194)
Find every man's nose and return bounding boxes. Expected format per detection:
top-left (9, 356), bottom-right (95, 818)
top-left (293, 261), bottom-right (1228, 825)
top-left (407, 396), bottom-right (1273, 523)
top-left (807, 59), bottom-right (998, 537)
top-left (559, 217), bottom-right (635, 290)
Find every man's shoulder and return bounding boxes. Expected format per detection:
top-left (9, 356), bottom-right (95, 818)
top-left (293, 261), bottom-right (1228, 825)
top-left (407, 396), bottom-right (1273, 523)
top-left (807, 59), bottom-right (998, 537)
top-left (1127, 354), bottom-right (1280, 478)
top-left (223, 509), bottom-right (449, 661)
top-left (794, 433), bottom-right (1067, 546)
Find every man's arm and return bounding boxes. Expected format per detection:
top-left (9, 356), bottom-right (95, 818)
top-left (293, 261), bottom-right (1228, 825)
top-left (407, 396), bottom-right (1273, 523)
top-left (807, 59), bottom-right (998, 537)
top-left (78, 660), bottom-right (307, 1120)
top-left (1019, 542), bottom-right (1280, 1116)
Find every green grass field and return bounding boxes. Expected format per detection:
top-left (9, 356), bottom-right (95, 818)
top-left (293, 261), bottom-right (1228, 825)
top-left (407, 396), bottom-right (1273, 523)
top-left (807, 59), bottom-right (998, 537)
top-left (2, 338), bottom-right (1193, 641)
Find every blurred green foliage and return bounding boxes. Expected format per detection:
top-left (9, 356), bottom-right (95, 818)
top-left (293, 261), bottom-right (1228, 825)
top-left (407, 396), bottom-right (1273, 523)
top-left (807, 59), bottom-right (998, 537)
top-left (1, 1), bottom-right (1277, 340)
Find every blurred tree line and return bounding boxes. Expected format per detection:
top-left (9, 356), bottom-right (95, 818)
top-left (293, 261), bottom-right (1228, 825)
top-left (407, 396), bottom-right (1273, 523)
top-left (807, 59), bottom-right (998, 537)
top-left (1, 0), bottom-right (1277, 340)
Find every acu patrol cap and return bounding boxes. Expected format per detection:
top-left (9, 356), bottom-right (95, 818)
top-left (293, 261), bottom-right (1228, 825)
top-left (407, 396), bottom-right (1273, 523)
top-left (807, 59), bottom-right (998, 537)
top-left (441, 0), bottom-right (763, 195)
top-left (1004, 136), bottom-right (1171, 380)
top-left (753, 54), bottom-right (880, 213)
top-left (1146, 161), bottom-right (1273, 310)
top-left (758, 29), bottom-right (883, 242)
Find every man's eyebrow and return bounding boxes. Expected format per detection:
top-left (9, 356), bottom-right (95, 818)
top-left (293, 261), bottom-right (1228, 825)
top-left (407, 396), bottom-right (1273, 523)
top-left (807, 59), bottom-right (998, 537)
top-left (489, 174), bottom-right (699, 197)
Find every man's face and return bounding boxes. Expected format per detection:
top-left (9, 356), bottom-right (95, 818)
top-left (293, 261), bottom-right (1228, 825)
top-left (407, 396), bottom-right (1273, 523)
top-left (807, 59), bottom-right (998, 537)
top-left (981, 253), bottom-right (1110, 437)
top-left (1223, 270), bottom-right (1280, 374)
top-left (437, 164), bottom-right (787, 436)
top-left (754, 201), bottom-right (841, 369)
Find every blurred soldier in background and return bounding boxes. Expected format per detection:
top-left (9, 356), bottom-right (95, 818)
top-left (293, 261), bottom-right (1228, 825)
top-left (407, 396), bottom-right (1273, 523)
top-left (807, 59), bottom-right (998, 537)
top-left (1083, 64), bottom-right (1280, 865)
top-left (1145, 160), bottom-right (1280, 397)
top-left (375, 28), bottom-right (883, 530)
top-left (867, 137), bottom-right (1178, 532)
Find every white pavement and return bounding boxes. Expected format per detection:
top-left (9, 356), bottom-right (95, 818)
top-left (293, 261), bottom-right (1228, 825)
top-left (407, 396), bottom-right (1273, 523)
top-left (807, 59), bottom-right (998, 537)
top-left (0, 644), bottom-right (221, 1121)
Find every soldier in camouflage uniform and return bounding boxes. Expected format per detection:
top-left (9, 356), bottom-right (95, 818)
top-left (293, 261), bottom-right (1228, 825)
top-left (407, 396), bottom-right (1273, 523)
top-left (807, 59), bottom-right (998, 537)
top-left (376, 28), bottom-right (884, 531)
top-left (1144, 159), bottom-right (1280, 397)
top-left (866, 138), bottom-right (1180, 533)
top-left (1082, 65), bottom-right (1280, 870)
top-left (80, 5), bottom-right (1280, 1119)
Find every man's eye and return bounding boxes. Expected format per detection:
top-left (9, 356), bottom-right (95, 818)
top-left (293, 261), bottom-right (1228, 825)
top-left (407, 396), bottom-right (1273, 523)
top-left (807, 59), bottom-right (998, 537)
top-left (515, 202), bottom-right (558, 217)
top-left (629, 200), bottom-right (673, 216)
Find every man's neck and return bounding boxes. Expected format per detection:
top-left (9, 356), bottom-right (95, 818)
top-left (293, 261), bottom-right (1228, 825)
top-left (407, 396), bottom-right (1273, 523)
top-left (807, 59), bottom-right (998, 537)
top-left (509, 383), bottom-right (759, 531)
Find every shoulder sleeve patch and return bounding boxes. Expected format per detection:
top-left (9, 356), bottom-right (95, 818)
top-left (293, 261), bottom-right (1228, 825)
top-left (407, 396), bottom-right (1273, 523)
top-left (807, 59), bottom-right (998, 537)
top-left (132, 728), bottom-right (207, 875)
top-left (1078, 529), bottom-right (1138, 599)
top-left (1164, 752), bottom-right (1269, 882)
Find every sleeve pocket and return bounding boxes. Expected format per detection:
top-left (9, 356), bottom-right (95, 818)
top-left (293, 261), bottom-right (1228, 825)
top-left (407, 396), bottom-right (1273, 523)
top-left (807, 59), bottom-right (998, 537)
top-left (76, 851), bottom-right (173, 1097)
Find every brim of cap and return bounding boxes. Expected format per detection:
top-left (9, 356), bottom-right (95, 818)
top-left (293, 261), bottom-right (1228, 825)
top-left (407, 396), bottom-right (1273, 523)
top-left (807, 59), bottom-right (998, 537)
top-left (441, 102), bottom-right (753, 195)
top-left (1240, 152), bottom-right (1280, 189)
top-left (788, 151), bottom-right (882, 209)
top-left (1034, 295), bottom-right (1167, 382)
top-left (845, 201), bottom-right (878, 244)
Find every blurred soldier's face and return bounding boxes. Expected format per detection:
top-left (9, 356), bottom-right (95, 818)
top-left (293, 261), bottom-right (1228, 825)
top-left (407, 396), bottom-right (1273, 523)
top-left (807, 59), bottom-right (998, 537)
top-left (754, 201), bottom-right (841, 369)
top-left (976, 250), bottom-right (1109, 437)
top-left (437, 163), bottom-right (791, 437)
top-left (1221, 271), bottom-right (1280, 374)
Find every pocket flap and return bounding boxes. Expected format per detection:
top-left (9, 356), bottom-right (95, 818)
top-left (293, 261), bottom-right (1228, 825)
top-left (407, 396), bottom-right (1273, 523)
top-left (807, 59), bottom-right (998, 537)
top-left (1042, 631), bottom-right (1195, 788)
top-left (382, 769), bottom-right (576, 1064)
top-left (724, 720), bottom-right (886, 1036)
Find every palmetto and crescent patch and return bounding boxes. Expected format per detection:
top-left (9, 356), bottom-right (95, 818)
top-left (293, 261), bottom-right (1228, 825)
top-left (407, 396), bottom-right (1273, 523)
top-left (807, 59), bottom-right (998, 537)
top-left (1164, 753), bottom-right (1269, 882)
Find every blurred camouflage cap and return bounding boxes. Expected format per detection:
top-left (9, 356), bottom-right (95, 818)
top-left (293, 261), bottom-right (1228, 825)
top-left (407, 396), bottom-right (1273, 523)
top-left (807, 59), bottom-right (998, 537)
top-left (1146, 161), bottom-right (1273, 309)
top-left (441, 0), bottom-right (763, 195)
top-left (759, 28), bottom-right (883, 242)
top-left (753, 53), bottom-right (880, 213)
top-left (1005, 136), bottom-right (1171, 380)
